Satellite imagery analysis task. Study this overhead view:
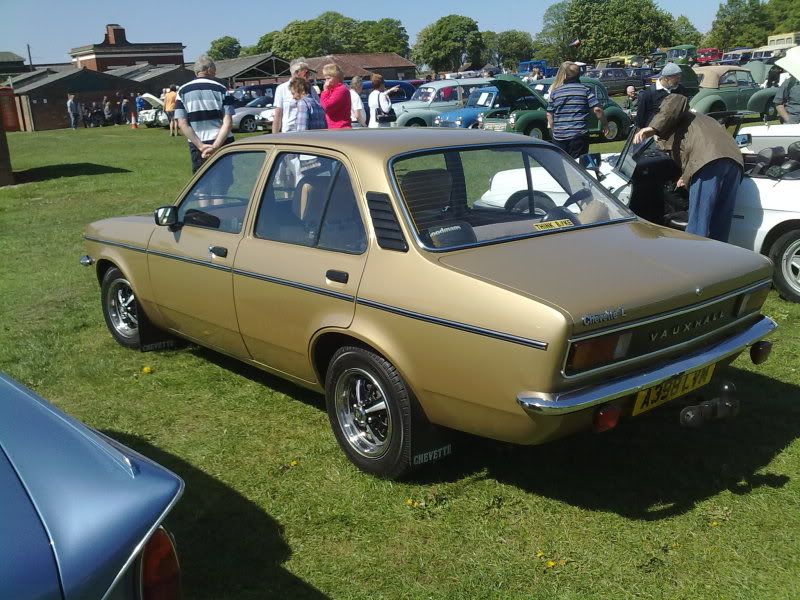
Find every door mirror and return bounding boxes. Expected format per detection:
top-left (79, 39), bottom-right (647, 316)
top-left (579, 153), bottom-right (604, 181)
top-left (735, 133), bottom-right (752, 148)
top-left (154, 206), bottom-right (179, 227)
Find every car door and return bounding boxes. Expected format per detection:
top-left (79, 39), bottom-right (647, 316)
top-left (147, 149), bottom-right (268, 358)
top-left (718, 71), bottom-right (738, 108)
top-left (586, 83), bottom-right (608, 134)
top-left (233, 150), bottom-right (369, 383)
top-left (736, 70), bottom-right (758, 109)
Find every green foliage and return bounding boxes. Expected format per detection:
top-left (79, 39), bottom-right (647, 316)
top-left (241, 31), bottom-right (279, 57)
top-left (481, 30), bottom-right (500, 66)
top-left (497, 30), bottom-right (536, 69)
top-left (254, 13), bottom-right (408, 60)
top-left (766, 0), bottom-right (800, 34)
top-left (566, 0), bottom-right (675, 60)
top-left (705, 0), bottom-right (773, 49)
top-left (412, 15), bottom-right (484, 72)
top-left (535, 1), bottom-right (576, 65)
top-left (207, 36), bottom-right (241, 60)
top-left (672, 15), bottom-right (703, 47)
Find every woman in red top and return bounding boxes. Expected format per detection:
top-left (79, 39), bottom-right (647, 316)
top-left (320, 63), bottom-right (352, 129)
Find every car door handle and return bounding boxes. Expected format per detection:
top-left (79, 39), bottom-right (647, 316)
top-left (326, 270), bottom-right (349, 284)
top-left (209, 245), bottom-right (228, 258)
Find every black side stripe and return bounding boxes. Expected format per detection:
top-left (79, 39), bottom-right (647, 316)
top-left (147, 249), bottom-right (232, 272)
top-left (83, 236), bottom-right (146, 253)
top-left (357, 298), bottom-right (548, 350)
top-left (233, 269), bottom-right (354, 302)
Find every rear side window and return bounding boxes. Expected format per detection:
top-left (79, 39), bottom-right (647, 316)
top-left (254, 153), bottom-right (366, 254)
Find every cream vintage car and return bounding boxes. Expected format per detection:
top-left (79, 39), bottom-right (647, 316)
top-left (81, 129), bottom-right (777, 478)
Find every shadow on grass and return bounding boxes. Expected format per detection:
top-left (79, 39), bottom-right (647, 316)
top-left (106, 431), bottom-right (329, 600)
top-left (412, 368), bottom-right (800, 521)
top-left (172, 347), bottom-right (800, 522)
top-left (14, 163), bottom-right (131, 183)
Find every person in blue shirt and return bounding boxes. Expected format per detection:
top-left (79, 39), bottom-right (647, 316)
top-left (135, 93), bottom-right (146, 113)
top-left (546, 62), bottom-right (608, 158)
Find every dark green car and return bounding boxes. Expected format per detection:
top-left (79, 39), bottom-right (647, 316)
top-left (480, 75), bottom-right (632, 141)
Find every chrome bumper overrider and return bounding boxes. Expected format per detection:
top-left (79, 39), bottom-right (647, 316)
top-left (517, 316), bottom-right (777, 417)
top-left (79, 255), bottom-right (94, 266)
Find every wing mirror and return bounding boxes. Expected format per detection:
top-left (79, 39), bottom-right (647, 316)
top-left (735, 133), bottom-right (752, 148)
top-left (579, 153), bottom-right (605, 181)
top-left (154, 206), bottom-right (180, 228)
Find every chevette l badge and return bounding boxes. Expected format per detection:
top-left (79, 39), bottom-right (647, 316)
top-left (582, 307), bottom-right (626, 326)
top-left (648, 310), bottom-right (727, 342)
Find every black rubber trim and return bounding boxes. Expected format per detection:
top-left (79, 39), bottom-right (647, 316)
top-left (357, 298), bottom-right (548, 350)
top-left (366, 192), bottom-right (408, 252)
top-left (83, 236), bottom-right (147, 254)
top-left (234, 269), bottom-right (354, 302)
top-left (147, 249), bottom-right (232, 272)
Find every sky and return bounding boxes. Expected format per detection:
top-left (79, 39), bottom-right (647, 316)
top-left (1, 0), bottom-right (720, 65)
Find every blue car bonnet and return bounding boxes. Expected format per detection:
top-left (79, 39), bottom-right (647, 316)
top-left (0, 375), bottom-right (184, 600)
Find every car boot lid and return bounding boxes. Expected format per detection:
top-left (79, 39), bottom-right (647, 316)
top-left (437, 220), bottom-right (772, 331)
top-left (0, 374), bottom-right (184, 600)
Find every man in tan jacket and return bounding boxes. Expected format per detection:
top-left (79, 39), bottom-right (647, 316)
top-left (633, 93), bottom-right (743, 242)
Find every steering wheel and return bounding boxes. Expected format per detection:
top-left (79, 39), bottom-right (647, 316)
top-left (504, 191), bottom-right (556, 216)
top-left (561, 187), bottom-right (594, 210)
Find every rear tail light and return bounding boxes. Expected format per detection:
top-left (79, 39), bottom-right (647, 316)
top-left (141, 527), bottom-right (182, 600)
top-left (593, 405), bottom-right (621, 433)
top-left (566, 331), bottom-right (633, 374)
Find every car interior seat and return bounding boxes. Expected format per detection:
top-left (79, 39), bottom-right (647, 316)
top-left (746, 146), bottom-right (786, 176)
top-left (399, 169), bottom-right (454, 230)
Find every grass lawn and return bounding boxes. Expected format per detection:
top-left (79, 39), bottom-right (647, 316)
top-left (1, 126), bottom-right (799, 600)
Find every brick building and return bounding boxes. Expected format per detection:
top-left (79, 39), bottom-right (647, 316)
top-left (304, 53), bottom-right (417, 81)
top-left (69, 25), bottom-right (184, 72)
top-left (106, 63), bottom-right (194, 95)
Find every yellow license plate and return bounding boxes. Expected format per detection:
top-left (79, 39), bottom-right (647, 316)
top-left (632, 364), bottom-right (716, 416)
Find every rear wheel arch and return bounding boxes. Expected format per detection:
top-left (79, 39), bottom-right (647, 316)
top-left (761, 220), bottom-right (800, 256)
top-left (312, 331), bottom-right (387, 387)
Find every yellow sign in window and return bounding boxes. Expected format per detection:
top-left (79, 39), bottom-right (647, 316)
top-left (533, 219), bottom-right (573, 231)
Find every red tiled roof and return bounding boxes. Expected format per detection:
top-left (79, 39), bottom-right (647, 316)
top-left (305, 53), bottom-right (416, 78)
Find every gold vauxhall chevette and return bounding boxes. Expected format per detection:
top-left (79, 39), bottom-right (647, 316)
top-left (81, 129), bottom-right (777, 478)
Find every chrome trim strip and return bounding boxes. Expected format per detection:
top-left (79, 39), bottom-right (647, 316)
top-left (357, 298), bottom-right (548, 350)
top-left (518, 316), bottom-right (776, 416)
top-left (234, 268), bottom-right (354, 302)
top-left (83, 236), bottom-right (146, 254)
top-left (561, 279), bottom-right (772, 379)
top-left (147, 248), bottom-right (232, 272)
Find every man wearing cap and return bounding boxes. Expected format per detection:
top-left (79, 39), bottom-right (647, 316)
top-left (633, 93), bottom-right (743, 242)
top-left (272, 60), bottom-right (320, 133)
top-left (635, 63), bottom-right (688, 129)
top-left (774, 47), bottom-right (800, 124)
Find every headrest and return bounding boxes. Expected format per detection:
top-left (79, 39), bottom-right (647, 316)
top-left (788, 141), bottom-right (800, 163)
top-left (426, 221), bottom-right (477, 248)
top-left (756, 146), bottom-right (786, 167)
top-left (780, 159), bottom-right (800, 173)
top-left (399, 169), bottom-right (453, 221)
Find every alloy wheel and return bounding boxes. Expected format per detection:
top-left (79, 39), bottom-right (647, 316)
top-left (334, 368), bottom-right (392, 458)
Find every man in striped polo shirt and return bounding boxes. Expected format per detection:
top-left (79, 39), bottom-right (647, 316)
top-left (546, 62), bottom-right (608, 158)
top-left (175, 55), bottom-right (236, 173)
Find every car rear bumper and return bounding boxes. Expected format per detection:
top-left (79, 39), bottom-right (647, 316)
top-left (517, 316), bottom-right (777, 417)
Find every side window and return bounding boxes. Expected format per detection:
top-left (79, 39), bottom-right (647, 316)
top-left (255, 153), bottom-right (366, 253)
top-left (178, 151), bottom-right (265, 234)
top-left (435, 87), bottom-right (455, 102)
top-left (736, 71), bottom-right (754, 87)
top-left (719, 71), bottom-right (737, 87)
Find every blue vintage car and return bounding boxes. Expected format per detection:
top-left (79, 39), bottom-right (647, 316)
top-left (0, 373), bottom-right (184, 600)
top-left (432, 85), bottom-right (504, 128)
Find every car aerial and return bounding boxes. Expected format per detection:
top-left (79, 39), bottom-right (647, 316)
top-left (393, 78), bottom-right (494, 126)
top-left (585, 67), bottom-right (645, 94)
top-left (233, 96), bottom-right (274, 133)
top-left (0, 373), bottom-right (183, 600)
top-left (592, 119), bottom-right (800, 303)
top-left (433, 85), bottom-right (504, 129)
top-left (137, 93), bottom-right (168, 128)
top-left (482, 74), bottom-right (631, 141)
top-left (81, 128), bottom-right (776, 479)
top-left (690, 66), bottom-right (777, 117)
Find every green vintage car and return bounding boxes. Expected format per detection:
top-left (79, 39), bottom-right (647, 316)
top-left (394, 78), bottom-right (494, 127)
top-left (480, 75), bottom-right (631, 141)
top-left (690, 66), bottom-right (777, 117)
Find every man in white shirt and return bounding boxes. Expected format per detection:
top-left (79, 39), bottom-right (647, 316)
top-left (349, 76), bottom-right (367, 127)
top-left (272, 60), bottom-right (319, 133)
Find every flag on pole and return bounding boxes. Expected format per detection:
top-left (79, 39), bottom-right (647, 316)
top-left (569, 38), bottom-right (581, 47)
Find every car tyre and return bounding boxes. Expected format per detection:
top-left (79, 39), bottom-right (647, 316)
top-left (505, 191), bottom-right (556, 216)
top-left (604, 118), bottom-right (622, 141)
top-left (239, 116), bottom-right (257, 133)
top-left (527, 125), bottom-right (545, 139)
top-left (769, 229), bottom-right (800, 303)
top-left (325, 346), bottom-right (412, 479)
top-left (101, 267), bottom-right (141, 349)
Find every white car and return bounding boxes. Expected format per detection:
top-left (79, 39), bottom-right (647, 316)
top-left (738, 122), bottom-right (800, 154)
top-left (255, 106), bottom-right (277, 131)
top-left (137, 93), bottom-right (168, 128)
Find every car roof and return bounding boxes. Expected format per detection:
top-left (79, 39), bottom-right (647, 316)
top-left (416, 78), bottom-right (494, 88)
top-left (694, 65), bottom-right (749, 87)
top-left (233, 128), bottom-right (543, 159)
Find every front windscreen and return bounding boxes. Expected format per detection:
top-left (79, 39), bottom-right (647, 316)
top-left (392, 145), bottom-right (633, 250)
top-left (667, 49), bottom-right (688, 60)
top-left (410, 86), bottom-right (436, 102)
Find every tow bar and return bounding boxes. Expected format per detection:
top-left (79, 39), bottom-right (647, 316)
top-left (679, 382), bottom-right (739, 428)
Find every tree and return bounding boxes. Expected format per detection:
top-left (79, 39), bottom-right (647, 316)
top-left (207, 36), bottom-right (241, 60)
top-left (496, 30), bottom-right (536, 69)
top-left (672, 15), bottom-right (703, 46)
top-left (705, 0), bottom-right (772, 49)
top-left (766, 0), bottom-right (800, 34)
top-left (361, 19), bottom-right (410, 56)
top-left (412, 15), bottom-right (483, 72)
top-left (566, 0), bottom-right (675, 61)
top-left (481, 30), bottom-right (500, 66)
top-left (535, 1), bottom-right (577, 65)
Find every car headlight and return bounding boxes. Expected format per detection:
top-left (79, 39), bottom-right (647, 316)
top-left (477, 113), bottom-right (484, 123)
top-left (690, 108), bottom-right (697, 113)
top-left (509, 112), bottom-right (516, 125)
top-left (455, 118), bottom-right (462, 126)
top-left (433, 116), bottom-right (441, 125)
